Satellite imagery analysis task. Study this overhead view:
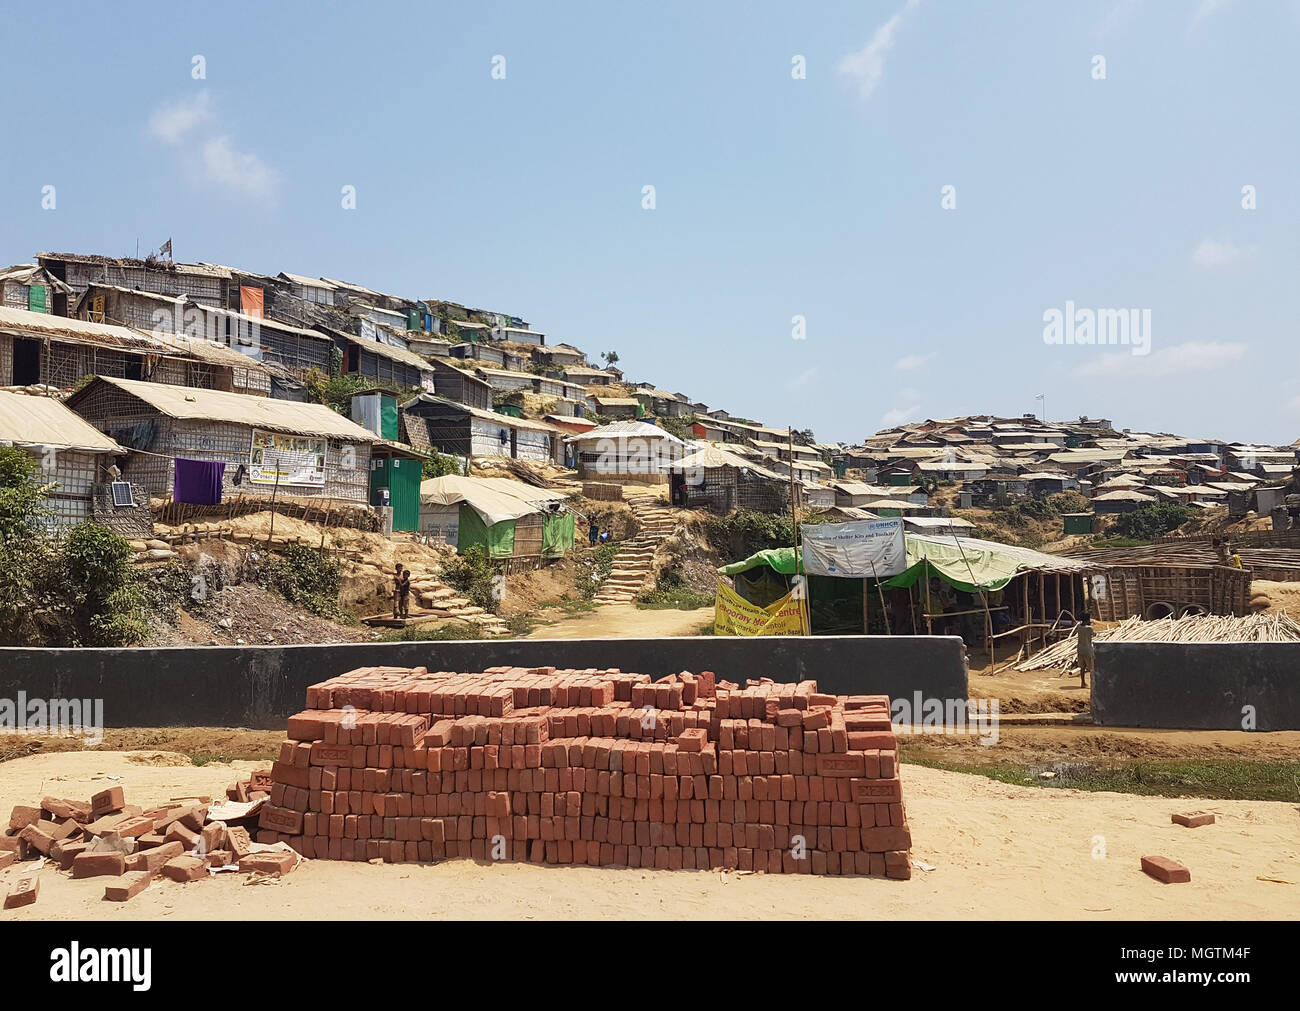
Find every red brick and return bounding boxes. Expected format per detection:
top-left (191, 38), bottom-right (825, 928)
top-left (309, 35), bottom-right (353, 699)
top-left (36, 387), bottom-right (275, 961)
top-left (1171, 811), bottom-right (1215, 828)
top-left (90, 786), bottom-right (125, 817)
top-left (125, 841), bottom-right (185, 875)
top-left (162, 855), bottom-right (208, 882)
top-left (4, 874), bottom-right (39, 909)
top-left (240, 850), bottom-right (298, 876)
top-left (71, 851), bottom-right (126, 878)
top-left (104, 871), bottom-right (152, 902)
top-left (1141, 855), bottom-right (1191, 883)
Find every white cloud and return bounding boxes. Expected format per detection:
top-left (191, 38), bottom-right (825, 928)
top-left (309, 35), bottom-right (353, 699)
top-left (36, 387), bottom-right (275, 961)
top-left (1190, 0), bottom-right (1232, 30)
top-left (837, 0), bottom-right (920, 102)
top-left (789, 367), bottom-right (818, 392)
top-left (1076, 340), bottom-right (1246, 378)
top-left (147, 92), bottom-right (278, 202)
top-left (1192, 238), bottom-right (1249, 268)
top-left (201, 136), bottom-right (278, 201)
top-left (881, 404), bottom-right (921, 427)
top-left (895, 351), bottom-right (937, 371)
top-left (148, 91), bottom-right (213, 145)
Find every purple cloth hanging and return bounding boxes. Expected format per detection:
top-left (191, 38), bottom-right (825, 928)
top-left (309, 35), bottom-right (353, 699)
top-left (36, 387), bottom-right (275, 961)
top-left (173, 458), bottom-right (226, 505)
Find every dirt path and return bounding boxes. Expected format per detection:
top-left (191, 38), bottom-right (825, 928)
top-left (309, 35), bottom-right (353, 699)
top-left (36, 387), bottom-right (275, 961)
top-left (526, 604), bottom-right (712, 639)
top-left (1, 751), bottom-right (1294, 921)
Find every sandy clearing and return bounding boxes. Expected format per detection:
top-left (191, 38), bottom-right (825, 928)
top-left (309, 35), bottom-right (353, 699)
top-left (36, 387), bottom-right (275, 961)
top-left (1, 751), bottom-right (1295, 921)
top-left (527, 604), bottom-right (713, 639)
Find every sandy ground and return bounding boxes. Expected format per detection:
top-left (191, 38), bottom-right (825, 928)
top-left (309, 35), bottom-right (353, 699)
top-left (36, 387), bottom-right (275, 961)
top-left (526, 603), bottom-right (713, 639)
top-left (2, 751), bottom-right (1294, 921)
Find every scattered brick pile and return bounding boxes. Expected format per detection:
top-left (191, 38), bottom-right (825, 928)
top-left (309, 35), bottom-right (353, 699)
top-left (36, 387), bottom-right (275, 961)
top-left (2, 775), bottom-right (299, 910)
top-left (260, 665), bottom-right (913, 877)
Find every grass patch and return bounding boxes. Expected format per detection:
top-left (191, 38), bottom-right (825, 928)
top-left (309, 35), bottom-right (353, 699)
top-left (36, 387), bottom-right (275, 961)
top-left (636, 565), bottom-right (714, 610)
top-left (378, 621), bottom-right (489, 642)
top-left (902, 754), bottom-right (1300, 803)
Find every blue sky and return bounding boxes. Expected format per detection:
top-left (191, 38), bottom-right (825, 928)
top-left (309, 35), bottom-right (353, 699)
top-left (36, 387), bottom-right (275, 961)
top-left (2, 0), bottom-right (1297, 444)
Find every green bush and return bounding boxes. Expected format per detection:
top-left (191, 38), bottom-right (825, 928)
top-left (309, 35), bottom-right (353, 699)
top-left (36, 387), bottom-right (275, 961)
top-left (576, 542), bottom-right (620, 599)
top-left (260, 542), bottom-right (344, 617)
top-left (421, 451), bottom-right (461, 479)
top-left (1112, 503), bottom-right (1194, 542)
top-left (63, 523), bottom-right (149, 646)
top-left (440, 545), bottom-right (500, 613)
top-left (706, 510), bottom-right (795, 561)
top-left (379, 621), bottom-right (488, 642)
top-left (1046, 491), bottom-right (1090, 515)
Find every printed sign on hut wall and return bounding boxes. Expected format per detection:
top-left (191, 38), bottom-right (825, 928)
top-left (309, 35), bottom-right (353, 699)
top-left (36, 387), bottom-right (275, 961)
top-left (249, 429), bottom-right (327, 486)
top-left (800, 518), bottom-right (907, 579)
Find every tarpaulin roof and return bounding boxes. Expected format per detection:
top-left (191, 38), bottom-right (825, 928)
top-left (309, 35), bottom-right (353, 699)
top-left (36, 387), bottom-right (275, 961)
top-left (670, 445), bottom-right (784, 479)
top-left (68, 376), bottom-right (379, 442)
top-left (718, 532), bottom-right (1096, 592)
top-left (419, 475), bottom-right (568, 526)
top-left (0, 390), bottom-right (125, 454)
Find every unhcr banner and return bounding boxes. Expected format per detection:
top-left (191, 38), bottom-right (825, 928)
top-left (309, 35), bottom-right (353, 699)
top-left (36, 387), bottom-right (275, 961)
top-left (714, 581), bottom-right (806, 636)
top-left (800, 518), bottom-right (906, 578)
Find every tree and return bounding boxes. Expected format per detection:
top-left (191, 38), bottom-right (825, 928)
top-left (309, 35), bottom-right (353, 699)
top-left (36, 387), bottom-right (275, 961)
top-left (791, 428), bottom-right (816, 446)
top-left (601, 351), bottom-right (620, 366)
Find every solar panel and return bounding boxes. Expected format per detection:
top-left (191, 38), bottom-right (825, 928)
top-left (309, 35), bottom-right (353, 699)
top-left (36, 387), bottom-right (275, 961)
top-left (111, 482), bottom-right (135, 507)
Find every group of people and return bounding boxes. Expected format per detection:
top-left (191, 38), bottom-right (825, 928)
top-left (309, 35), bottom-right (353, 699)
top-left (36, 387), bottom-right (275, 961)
top-left (587, 522), bottom-right (612, 547)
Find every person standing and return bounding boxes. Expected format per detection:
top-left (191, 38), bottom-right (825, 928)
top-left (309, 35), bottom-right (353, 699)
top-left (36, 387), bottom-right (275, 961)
top-left (1076, 613), bottom-right (1095, 689)
top-left (398, 566), bottom-right (412, 618)
top-left (588, 520), bottom-right (599, 547)
top-left (392, 563), bottom-right (404, 619)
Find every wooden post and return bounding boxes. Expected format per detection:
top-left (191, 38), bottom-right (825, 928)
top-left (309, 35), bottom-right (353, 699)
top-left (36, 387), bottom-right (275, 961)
top-left (266, 467), bottom-right (281, 548)
top-left (923, 559), bottom-right (933, 634)
top-left (1021, 573), bottom-right (1031, 657)
top-left (908, 583), bottom-right (918, 635)
top-left (1038, 571), bottom-right (1046, 649)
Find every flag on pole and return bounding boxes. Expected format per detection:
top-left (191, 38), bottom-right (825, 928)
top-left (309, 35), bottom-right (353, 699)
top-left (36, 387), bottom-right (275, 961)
top-left (1034, 393), bottom-right (1044, 401)
top-left (160, 238), bottom-right (173, 259)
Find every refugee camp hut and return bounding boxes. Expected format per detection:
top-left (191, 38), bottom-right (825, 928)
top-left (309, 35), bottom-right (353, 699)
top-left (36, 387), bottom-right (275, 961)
top-left (0, 264), bottom-right (70, 315)
top-left (401, 395), bottom-right (563, 464)
top-left (37, 253), bottom-right (233, 313)
top-left (0, 389), bottom-right (127, 528)
top-left (475, 367), bottom-right (535, 394)
top-left (568, 420), bottom-right (688, 484)
top-left (828, 480), bottom-right (894, 508)
top-left (418, 475), bottom-right (573, 567)
top-left (667, 445), bottom-right (794, 512)
top-left (801, 483), bottom-right (836, 510)
top-left (311, 324), bottom-right (433, 391)
top-left (66, 376), bottom-right (378, 505)
top-left (0, 306), bottom-right (270, 395)
top-left (562, 365), bottom-right (615, 386)
top-left (449, 342), bottom-right (506, 368)
top-left (902, 516), bottom-right (975, 536)
top-left (591, 396), bottom-right (641, 420)
top-left (1092, 489), bottom-right (1155, 514)
top-left (423, 358), bottom-right (492, 411)
top-left (1021, 471), bottom-right (1077, 499)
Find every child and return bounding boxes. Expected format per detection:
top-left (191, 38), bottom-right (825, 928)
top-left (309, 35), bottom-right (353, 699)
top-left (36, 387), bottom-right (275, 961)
top-left (392, 563), bottom-right (404, 619)
top-left (1076, 613), bottom-right (1094, 689)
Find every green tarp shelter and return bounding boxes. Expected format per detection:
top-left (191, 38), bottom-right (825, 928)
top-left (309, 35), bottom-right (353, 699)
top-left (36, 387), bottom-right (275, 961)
top-left (458, 501), bottom-right (515, 557)
top-left (720, 534), bottom-right (1088, 594)
top-left (542, 511), bottom-right (575, 559)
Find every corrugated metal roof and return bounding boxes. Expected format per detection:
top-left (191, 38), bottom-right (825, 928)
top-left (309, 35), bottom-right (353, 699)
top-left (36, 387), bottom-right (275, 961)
top-left (0, 390), bottom-right (125, 454)
top-left (72, 376), bottom-right (378, 442)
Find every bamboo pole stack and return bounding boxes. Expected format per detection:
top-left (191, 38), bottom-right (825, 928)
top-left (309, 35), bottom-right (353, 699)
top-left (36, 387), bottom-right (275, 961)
top-left (1015, 612), bottom-right (1300, 672)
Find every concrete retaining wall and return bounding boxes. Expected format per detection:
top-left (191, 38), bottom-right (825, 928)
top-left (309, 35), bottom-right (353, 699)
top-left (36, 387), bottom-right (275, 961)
top-left (1094, 641), bottom-right (1300, 730)
top-left (0, 636), bottom-right (967, 730)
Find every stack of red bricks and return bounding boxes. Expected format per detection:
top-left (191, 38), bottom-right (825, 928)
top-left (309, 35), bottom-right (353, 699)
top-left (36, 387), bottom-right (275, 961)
top-left (261, 665), bottom-right (912, 878)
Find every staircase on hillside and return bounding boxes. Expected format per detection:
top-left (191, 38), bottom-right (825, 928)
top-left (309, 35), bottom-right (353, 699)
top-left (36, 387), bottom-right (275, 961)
top-left (591, 491), bottom-right (678, 605)
top-left (412, 579), bottom-right (510, 635)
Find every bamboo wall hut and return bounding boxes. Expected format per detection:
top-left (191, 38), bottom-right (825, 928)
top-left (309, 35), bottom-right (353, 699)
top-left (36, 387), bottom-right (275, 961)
top-left (67, 376), bottom-right (378, 504)
top-left (0, 390), bottom-right (127, 528)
